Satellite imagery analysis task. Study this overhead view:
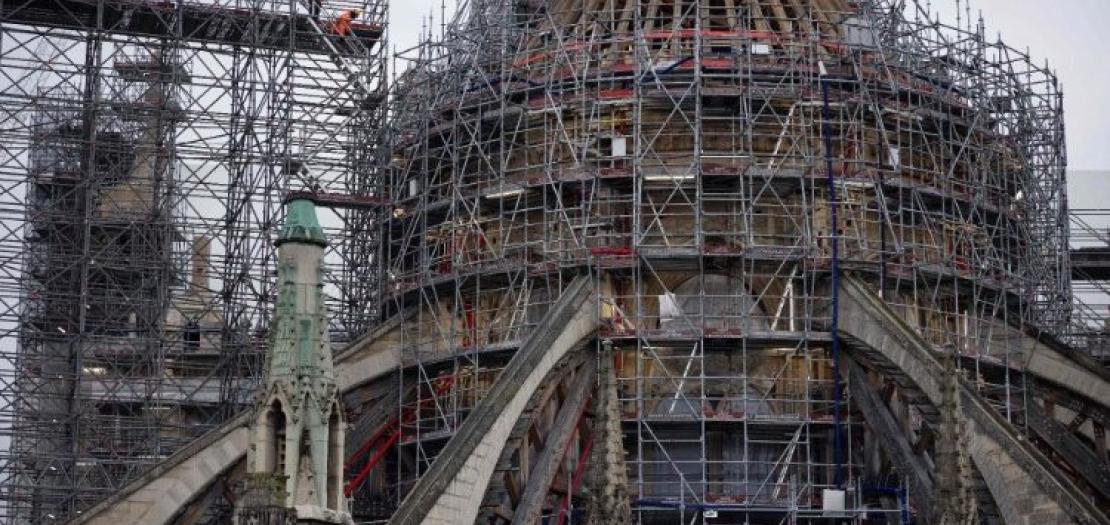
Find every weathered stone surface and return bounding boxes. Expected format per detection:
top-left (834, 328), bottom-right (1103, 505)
top-left (236, 198), bottom-right (351, 523)
top-left (80, 270), bottom-right (1109, 525)
top-left (72, 421), bottom-right (249, 525)
top-left (839, 276), bottom-right (1107, 525)
top-left (390, 276), bottom-right (598, 525)
top-left (70, 310), bottom-right (407, 525)
top-left (585, 341), bottom-right (632, 525)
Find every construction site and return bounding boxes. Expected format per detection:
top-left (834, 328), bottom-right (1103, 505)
top-left (0, 0), bottom-right (1108, 524)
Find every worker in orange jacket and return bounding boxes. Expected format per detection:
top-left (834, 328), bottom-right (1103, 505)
top-left (333, 9), bottom-right (361, 37)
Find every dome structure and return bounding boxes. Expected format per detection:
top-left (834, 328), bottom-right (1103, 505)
top-left (370, 0), bottom-right (1070, 521)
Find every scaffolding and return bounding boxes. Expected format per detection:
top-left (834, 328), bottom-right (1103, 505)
top-left (1068, 208), bottom-right (1110, 363)
top-left (0, 0), bottom-right (387, 522)
top-left (349, 0), bottom-right (1073, 522)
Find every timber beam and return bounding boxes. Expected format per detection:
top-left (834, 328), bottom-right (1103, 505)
top-left (847, 359), bottom-right (936, 524)
top-left (511, 358), bottom-right (596, 523)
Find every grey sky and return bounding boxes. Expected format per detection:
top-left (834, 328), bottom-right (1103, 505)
top-left (928, 0), bottom-right (1109, 213)
top-left (930, 0), bottom-right (1110, 172)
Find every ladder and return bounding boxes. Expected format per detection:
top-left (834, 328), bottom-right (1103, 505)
top-left (300, 9), bottom-right (374, 96)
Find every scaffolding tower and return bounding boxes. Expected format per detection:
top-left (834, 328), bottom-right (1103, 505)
top-left (1069, 208), bottom-right (1110, 364)
top-left (344, 0), bottom-right (1073, 522)
top-left (0, 0), bottom-right (387, 522)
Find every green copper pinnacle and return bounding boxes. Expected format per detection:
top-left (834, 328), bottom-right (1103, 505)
top-left (266, 196), bottom-right (331, 380)
top-left (277, 198), bottom-right (327, 247)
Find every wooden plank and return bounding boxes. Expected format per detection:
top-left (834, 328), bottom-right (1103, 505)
top-left (750, 1), bottom-right (773, 33)
top-left (848, 359), bottom-right (936, 525)
top-left (505, 470), bottom-right (522, 507)
top-left (1027, 402), bottom-right (1110, 500)
top-left (767, 0), bottom-right (792, 36)
top-left (644, 0), bottom-right (661, 33)
top-left (785, 0), bottom-right (816, 37)
top-left (716, 0), bottom-right (736, 31)
top-left (610, 0), bottom-right (637, 65)
top-left (511, 359), bottom-right (597, 524)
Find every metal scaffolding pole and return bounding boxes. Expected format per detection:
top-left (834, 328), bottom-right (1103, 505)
top-left (0, 0), bottom-right (387, 521)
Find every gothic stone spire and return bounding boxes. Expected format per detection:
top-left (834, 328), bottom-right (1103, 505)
top-left (236, 198), bottom-right (351, 525)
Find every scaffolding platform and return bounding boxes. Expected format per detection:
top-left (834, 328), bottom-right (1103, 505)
top-left (0, 0), bottom-right (382, 53)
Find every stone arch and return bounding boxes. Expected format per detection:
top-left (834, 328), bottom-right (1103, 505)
top-left (660, 273), bottom-right (769, 332)
top-left (257, 398), bottom-right (287, 474)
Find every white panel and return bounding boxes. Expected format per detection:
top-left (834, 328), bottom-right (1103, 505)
top-left (612, 136), bottom-right (627, 157)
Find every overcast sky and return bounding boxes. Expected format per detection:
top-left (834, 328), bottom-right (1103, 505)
top-left (386, 0), bottom-right (1110, 205)
top-left (927, 0), bottom-right (1110, 210)
top-left (929, 0), bottom-right (1110, 172)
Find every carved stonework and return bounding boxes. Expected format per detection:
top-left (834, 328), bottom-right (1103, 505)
top-left (235, 199), bottom-right (352, 525)
top-left (235, 474), bottom-right (297, 525)
top-left (586, 341), bottom-right (631, 524)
